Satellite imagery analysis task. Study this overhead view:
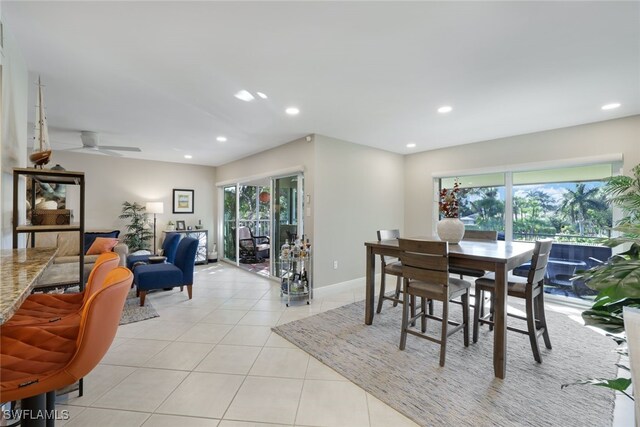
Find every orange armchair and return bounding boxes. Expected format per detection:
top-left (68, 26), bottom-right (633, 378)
top-left (0, 267), bottom-right (132, 406)
top-left (4, 252), bottom-right (120, 326)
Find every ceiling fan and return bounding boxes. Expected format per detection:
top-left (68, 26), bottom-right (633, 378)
top-left (60, 131), bottom-right (142, 157)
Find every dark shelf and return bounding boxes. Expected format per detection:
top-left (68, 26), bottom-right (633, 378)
top-left (13, 167), bottom-right (84, 185)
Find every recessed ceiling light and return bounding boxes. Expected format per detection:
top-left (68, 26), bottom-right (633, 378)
top-left (234, 90), bottom-right (255, 102)
top-left (437, 105), bottom-right (453, 113)
top-left (285, 107), bottom-right (300, 115)
top-left (216, 136), bottom-right (227, 142)
top-left (184, 154), bottom-right (192, 159)
top-left (256, 92), bottom-right (268, 99)
top-left (406, 143), bottom-right (416, 148)
top-left (601, 103), bottom-right (621, 110)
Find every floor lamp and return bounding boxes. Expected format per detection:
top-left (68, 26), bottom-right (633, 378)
top-left (146, 202), bottom-right (164, 254)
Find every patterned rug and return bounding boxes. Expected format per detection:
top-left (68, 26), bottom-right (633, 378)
top-left (273, 300), bottom-right (617, 427)
top-left (119, 290), bottom-right (159, 325)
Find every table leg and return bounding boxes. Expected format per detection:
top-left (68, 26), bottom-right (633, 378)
top-left (494, 263), bottom-right (508, 379)
top-left (365, 246), bottom-right (375, 325)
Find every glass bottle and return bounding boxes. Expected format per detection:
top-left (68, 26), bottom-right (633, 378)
top-left (281, 239), bottom-right (290, 258)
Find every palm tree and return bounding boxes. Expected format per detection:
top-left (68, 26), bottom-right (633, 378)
top-left (558, 183), bottom-right (608, 235)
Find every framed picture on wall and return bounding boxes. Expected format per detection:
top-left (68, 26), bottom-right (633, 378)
top-left (173, 189), bottom-right (194, 214)
top-left (176, 220), bottom-right (186, 231)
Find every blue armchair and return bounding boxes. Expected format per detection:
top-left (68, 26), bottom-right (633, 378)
top-left (127, 232), bottom-right (181, 270)
top-left (134, 237), bottom-right (199, 306)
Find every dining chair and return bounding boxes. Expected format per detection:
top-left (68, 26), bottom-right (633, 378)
top-left (375, 229), bottom-right (404, 313)
top-left (449, 229), bottom-right (498, 317)
top-left (398, 238), bottom-right (470, 366)
top-left (473, 239), bottom-right (553, 362)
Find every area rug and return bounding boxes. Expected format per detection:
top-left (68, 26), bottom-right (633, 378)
top-left (273, 301), bottom-right (618, 427)
top-left (119, 290), bottom-right (159, 325)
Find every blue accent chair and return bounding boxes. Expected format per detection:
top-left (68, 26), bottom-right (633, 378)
top-left (127, 232), bottom-right (181, 270)
top-left (134, 237), bottom-right (198, 306)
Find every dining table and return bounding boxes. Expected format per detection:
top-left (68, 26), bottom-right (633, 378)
top-left (364, 237), bottom-right (535, 379)
top-left (1, 247), bottom-right (58, 324)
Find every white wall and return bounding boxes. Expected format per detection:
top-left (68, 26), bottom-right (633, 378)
top-left (313, 135), bottom-right (404, 287)
top-left (52, 151), bottom-right (217, 251)
top-left (404, 115), bottom-right (640, 237)
top-left (0, 18), bottom-right (29, 249)
top-left (215, 134), bottom-right (405, 288)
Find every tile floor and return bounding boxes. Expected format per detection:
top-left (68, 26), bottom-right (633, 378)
top-left (56, 262), bottom-right (418, 427)
top-left (54, 262), bottom-right (632, 426)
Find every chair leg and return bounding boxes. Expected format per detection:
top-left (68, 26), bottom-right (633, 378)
top-left (393, 275), bottom-right (401, 307)
top-left (410, 294), bottom-right (416, 327)
top-left (421, 297), bottom-right (426, 333)
top-left (187, 285), bottom-right (193, 299)
top-left (489, 292), bottom-right (495, 331)
top-left (537, 288), bottom-right (552, 350)
top-left (428, 299), bottom-right (434, 315)
top-left (376, 272), bottom-right (387, 314)
top-left (526, 292), bottom-right (542, 363)
top-left (139, 290), bottom-right (147, 307)
top-left (473, 289), bottom-right (481, 343)
top-left (399, 281), bottom-right (409, 350)
top-left (180, 286), bottom-right (184, 292)
top-left (462, 290), bottom-right (469, 347)
top-left (439, 299), bottom-right (449, 366)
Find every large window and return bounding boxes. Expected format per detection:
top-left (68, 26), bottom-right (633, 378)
top-left (438, 162), bottom-right (616, 301)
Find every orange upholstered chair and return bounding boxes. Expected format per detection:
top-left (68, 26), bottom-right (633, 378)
top-left (0, 267), bottom-right (132, 405)
top-left (4, 252), bottom-right (120, 326)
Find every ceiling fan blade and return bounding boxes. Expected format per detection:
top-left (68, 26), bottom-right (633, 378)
top-left (96, 148), bottom-right (124, 157)
top-left (98, 145), bottom-right (141, 152)
top-left (57, 147), bottom-right (86, 152)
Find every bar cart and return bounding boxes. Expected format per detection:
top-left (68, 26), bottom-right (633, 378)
top-left (278, 254), bottom-right (312, 307)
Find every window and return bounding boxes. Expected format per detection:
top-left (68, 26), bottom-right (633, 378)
top-left (437, 162), bottom-right (616, 302)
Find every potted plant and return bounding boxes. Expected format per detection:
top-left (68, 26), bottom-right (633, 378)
top-left (563, 164), bottom-right (640, 409)
top-left (167, 220), bottom-right (176, 231)
top-left (119, 201), bottom-right (153, 252)
top-left (437, 179), bottom-right (464, 243)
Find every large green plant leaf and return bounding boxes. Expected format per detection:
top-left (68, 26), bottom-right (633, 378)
top-left (561, 378), bottom-right (632, 395)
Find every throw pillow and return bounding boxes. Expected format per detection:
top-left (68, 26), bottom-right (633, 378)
top-left (86, 237), bottom-right (119, 255)
top-left (84, 230), bottom-right (120, 254)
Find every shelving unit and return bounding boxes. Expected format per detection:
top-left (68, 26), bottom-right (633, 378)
top-left (12, 167), bottom-right (86, 290)
top-left (278, 255), bottom-right (312, 307)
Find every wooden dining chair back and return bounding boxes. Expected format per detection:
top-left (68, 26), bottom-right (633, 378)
top-left (473, 239), bottom-right (553, 362)
top-left (398, 238), bottom-right (470, 366)
top-left (450, 229), bottom-right (498, 278)
top-left (375, 229), bottom-right (404, 313)
top-left (449, 229), bottom-right (498, 318)
top-left (463, 230), bottom-right (498, 241)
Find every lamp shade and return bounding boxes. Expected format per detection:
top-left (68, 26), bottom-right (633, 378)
top-left (146, 202), bottom-right (164, 214)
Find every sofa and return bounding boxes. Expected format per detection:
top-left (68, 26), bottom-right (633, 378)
top-left (34, 230), bottom-right (128, 268)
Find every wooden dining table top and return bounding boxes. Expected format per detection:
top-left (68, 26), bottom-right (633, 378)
top-left (365, 237), bottom-right (535, 265)
top-left (1, 247), bottom-right (58, 324)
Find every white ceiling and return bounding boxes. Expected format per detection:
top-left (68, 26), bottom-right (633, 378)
top-left (3, 1), bottom-right (639, 167)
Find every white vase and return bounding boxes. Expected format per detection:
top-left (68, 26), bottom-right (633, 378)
top-left (436, 218), bottom-right (465, 244)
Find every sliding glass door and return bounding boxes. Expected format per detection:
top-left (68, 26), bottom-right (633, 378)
top-left (220, 172), bottom-right (303, 279)
top-left (272, 174), bottom-right (303, 278)
top-left (223, 185), bottom-right (237, 262)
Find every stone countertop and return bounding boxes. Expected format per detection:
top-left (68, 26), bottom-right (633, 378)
top-left (1, 247), bottom-right (58, 324)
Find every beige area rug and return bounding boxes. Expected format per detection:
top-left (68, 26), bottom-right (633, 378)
top-left (273, 300), bottom-right (617, 427)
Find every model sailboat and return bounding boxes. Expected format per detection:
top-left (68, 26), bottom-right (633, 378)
top-left (29, 76), bottom-right (52, 168)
